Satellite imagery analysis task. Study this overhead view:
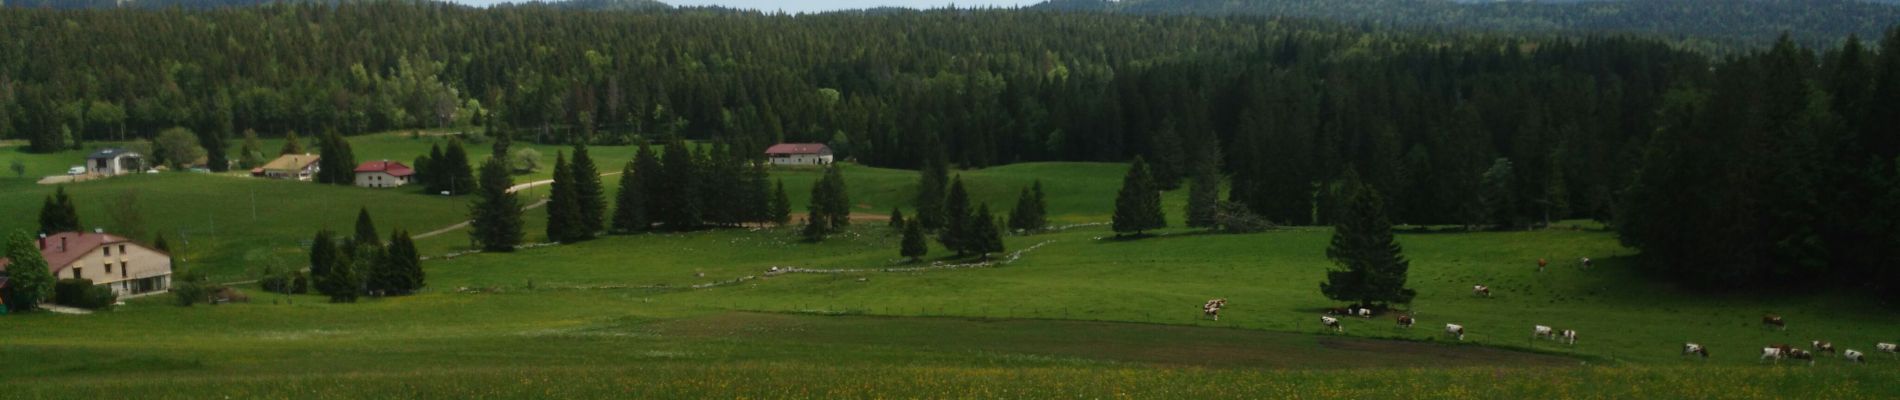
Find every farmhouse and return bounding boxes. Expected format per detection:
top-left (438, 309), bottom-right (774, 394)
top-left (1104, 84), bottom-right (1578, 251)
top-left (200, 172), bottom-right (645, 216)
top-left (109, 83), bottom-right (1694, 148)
top-left (765, 143), bottom-right (834, 165)
top-left (256, 153), bottom-right (320, 180)
top-left (86, 148), bottom-right (144, 175)
top-left (354, 160), bottom-right (414, 188)
top-left (0, 231), bottom-right (173, 298)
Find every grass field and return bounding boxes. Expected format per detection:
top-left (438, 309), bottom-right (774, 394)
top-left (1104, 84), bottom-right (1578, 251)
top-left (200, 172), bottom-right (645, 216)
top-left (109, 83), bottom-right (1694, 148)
top-left (5, 133), bottom-right (1900, 398)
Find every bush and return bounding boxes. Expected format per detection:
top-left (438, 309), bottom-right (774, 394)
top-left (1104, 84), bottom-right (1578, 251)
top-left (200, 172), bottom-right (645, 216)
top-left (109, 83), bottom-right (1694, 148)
top-left (260, 270), bottom-right (310, 294)
top-left (1215, 201), bottom-right (1275, 234)
top-left (52, 279), bottom-right (117, 310)
top-left (172, 270), bottom-right (214, 307)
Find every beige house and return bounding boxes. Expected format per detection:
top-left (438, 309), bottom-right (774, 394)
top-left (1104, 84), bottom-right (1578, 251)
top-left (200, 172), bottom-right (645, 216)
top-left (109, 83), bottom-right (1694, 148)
top-left (354, 160), bottom-right (414, 188)
top-left (86, 148), bottom-right (144, 175)
top-left (0, 231), bottom-right (173, 298)
top-left (765, 143), bottom-right (834, 165)
top-left (256, 153), bottom-right (320, 180)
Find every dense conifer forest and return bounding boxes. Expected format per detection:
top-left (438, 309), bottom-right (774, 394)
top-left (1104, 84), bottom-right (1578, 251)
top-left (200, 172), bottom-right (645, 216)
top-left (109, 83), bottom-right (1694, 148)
top-left (0, 2), bottom-right (1896, 297)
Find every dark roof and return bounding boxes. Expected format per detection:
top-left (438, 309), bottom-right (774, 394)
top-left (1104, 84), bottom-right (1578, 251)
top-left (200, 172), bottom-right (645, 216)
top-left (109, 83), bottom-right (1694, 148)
top-left (765, 143), bottom-right (831, 155)
top-left (354, 160), bottom-right (415, 177)
top-left (86, 148), bottom-right (139, 160)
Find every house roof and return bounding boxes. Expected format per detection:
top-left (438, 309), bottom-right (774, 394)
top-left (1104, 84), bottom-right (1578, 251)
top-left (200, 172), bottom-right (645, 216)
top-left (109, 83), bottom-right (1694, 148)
top-left (0, 231), bottom-right (165, 277)
top-left (87, 148), bottom-right (139, 160)
top-left (354, 160), bottom-right (414, 177)
top-left (261, 153), bottom-right (320, 171)
top-left (765, 143), bottom-right (831, 155)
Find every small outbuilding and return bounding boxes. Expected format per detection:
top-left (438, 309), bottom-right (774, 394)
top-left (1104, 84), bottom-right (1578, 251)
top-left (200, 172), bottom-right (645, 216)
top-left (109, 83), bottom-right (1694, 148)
top-left (255, 154), bottom-right (320, 180)
top-left (353, 160), bottom-right (414, 188)
top-left (86, 148), bottom-right (143, 176)
top-left (765, 143), bottom-right (834, 166)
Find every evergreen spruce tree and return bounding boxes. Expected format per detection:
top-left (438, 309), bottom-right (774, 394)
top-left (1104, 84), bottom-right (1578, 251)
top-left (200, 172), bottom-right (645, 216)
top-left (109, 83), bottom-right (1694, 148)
top-left (1007, 181), bottom-right (1048, 233)
top-left (656, 137), bottom-right (702, 230)
top-left (744, 154), bottom-right (773, 224)
top-left (970, 204), bottom-right (1005, 259)
top-left (545, 152), bottom-right (584, 243)
top-left (900, 219), bottom-right (927, 262)
top-left (441, 138), bottom-right (476, 195)
top-left (377, 229), bottom-right (423, 295)
top-left (914, 156), bottom-right (949, 230)
top-left (770, 179), bottom-right (792, 226)
top-left (889, 208), bottom-right (905, 229)
top-left (1479, 158), bottom-right (1519, 229)
top-left (820, 164), bottom-right (851, 229)
top-left (38, 186), bottom-right (80, 234)
top-left (308, 229), bottom-right (339, 293)
top-left (318, 130), bottom-right (356, 185)
top-left (238, 130), bottom-right (264, 169)
top-left (611, 160), bottom-right (647, 233)
top-left (279, 131), bottom-right (303, 155)
top-left (353, 207), bottom-right (379, 247)
top-left (803, 168), bottom-right (839, 241)
top-left (201, 92), bottom-right (232, 172)
top-left (491, 126), bottom-right (513, 159)
top-left (2, 232), bottom-right (54, 312)
top-left (320, 244), bottom-right (370, 303)
top-left (423, 143), bottom-right (445, 192)
top-left (631, 142), bottom-right (664, 225)
top-left (1319, 169), bottom-right (1416, 307)
top-left (470, 156), bottom-right (524, 251)
top-left (1113, 156), bottom-right (1165, 236)
top-left (938, 176), bottom-right (972, 255)
top-left (1186, 136), bottom-right (1222, 228)
top-left (570, 143), bottom-right (605, 236)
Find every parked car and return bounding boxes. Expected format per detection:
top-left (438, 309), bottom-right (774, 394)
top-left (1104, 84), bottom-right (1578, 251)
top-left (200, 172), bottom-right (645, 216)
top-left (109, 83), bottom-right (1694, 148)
top-left (66, 166), bottom-right (86, 176)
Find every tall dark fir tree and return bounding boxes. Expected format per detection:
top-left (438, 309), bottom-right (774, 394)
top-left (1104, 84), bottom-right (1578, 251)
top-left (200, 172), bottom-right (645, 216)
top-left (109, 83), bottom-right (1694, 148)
top-left (1113, 156), bottom-right (1165, 236)
top-left (470, 156), bottom-right (524, 251)
top-left (1319, 169), bottom-right (1415, 307)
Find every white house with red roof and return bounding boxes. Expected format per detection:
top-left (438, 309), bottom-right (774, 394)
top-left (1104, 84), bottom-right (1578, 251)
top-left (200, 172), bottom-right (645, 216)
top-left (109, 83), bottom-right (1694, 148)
top-left (765, 143), bottom-right (833, 166)
top-left (354, 160), bottom-right (415, 188)
top-left (0, 230), bottom-right (173, 298)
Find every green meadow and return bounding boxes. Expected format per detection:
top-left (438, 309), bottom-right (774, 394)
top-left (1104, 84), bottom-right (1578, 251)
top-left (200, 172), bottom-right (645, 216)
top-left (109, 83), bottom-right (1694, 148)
top-left (3, 134), bottom-right (1900, 398)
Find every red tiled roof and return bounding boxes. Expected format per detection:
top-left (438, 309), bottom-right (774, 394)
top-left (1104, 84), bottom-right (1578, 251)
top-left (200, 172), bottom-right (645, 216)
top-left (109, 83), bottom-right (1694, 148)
top-left (354, 160), bottom-right (415, 177)
top-left (0, 231), bottom-right (163, 276)
top-left (765, 143), bottom-right (831, 155)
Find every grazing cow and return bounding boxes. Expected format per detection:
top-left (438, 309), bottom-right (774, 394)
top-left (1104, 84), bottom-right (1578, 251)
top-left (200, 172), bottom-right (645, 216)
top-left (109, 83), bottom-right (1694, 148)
top-left (1320, 316), bottom-right (1342, 332)
top-left (1534, 325), bottom-right (1555, 339)
top-left (1580, 257), bottom-right (1593, 269)
top-left (1877, 342), bottom-right (1898, 356)
top-left (1761, 347), bottom-right (1786, 363)
top-left (1473, 285), bottom-right (1492, 297)
top-left (1683, 343), bottom-right (1710, 359)
top-left (1811, 340), bottom-right (1835, 355)
top-left (1788, 349), bottom-right (1815, 365)
top-left (1445, 324), bottom-right (1465, 341)
top-left (1560, 329), bottom-right (1578, 345)
top-left (1844, 349), bottom-right (1866, 363)
top-left (1396, 315), bottom-right (1415, 329)
top-left (1762, 314), bottom-right (1786, 330)
top-left (1202, 299), bottom-right (1227, 321)
top-left (1355, 307), bottom-right (1373, 318)
top-left (1537, 258), bottom-right (1548, 272)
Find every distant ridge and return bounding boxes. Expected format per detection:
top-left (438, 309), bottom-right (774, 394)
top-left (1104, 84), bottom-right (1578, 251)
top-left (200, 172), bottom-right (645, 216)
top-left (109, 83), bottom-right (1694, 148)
top-left (0, 0), bottom-right (672, 10)
top-left (1032, 0), bottom-right (1900, 49)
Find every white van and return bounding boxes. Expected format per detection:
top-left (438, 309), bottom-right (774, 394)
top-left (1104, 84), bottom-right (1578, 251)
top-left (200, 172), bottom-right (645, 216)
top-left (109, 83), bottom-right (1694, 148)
top-left (67, 166), bottom-right (86, 176)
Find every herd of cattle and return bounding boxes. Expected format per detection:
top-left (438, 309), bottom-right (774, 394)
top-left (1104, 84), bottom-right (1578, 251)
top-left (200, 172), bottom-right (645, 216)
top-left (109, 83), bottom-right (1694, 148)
top-left (1202, 267), bottom-right (1898, 365)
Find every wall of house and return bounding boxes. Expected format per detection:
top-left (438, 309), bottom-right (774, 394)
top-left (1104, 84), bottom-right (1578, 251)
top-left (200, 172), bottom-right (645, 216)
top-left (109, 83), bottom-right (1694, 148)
top-left (356, 172), bottom-right (409, 188)
top-left (770, 153), bottom-right (834, 165)
top-left (59, 241), bottom-right (172, 297)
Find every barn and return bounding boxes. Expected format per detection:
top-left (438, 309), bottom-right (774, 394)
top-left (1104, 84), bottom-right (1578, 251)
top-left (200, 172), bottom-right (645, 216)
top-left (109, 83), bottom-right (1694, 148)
top-left (765, 143), bottom-right (834, 166)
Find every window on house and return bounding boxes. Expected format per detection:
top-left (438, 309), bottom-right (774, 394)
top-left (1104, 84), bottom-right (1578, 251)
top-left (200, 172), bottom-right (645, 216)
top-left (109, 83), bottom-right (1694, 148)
top-left (105, 247), bottom-right (112, 256)
top-left (106, 263), bottom-right (113, 274)
top-left (120, 245), bottom-right (126, 254)
top-left (73, 268), bottom-right (82, 279)
top-left (122, 262), bottom-right (128, 278)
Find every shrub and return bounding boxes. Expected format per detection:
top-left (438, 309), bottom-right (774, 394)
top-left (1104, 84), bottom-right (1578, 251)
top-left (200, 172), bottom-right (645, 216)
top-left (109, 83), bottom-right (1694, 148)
top-left (81, 286), bottom-right (118, 310)
top-left (261, 270), bottom-right (311, 295)
top-left (1215, 201), bottom-right (1275, 234)
top-left (172, 271), bottom-right (214, 307)
top-left (52, 279), bottom-right (117, 310)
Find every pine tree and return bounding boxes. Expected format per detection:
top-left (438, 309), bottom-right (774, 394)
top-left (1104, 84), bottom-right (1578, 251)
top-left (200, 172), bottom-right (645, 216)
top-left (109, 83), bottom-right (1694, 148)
top-left (353, 207), bottom-right (379, 247)
top-left (900, 219), bottom-right (927, 262)
top-left (1480, 158), bottom-right (1520, 229)
top-left (374, 229), bottom-right (423, 295)
top-left (970, 204), bottom-right (1005, 259)
top-left (1186, 136), bottom-right (1222, 228)
top-left (914, 156), bottom-right (949, 230)
top-left (1113, 156), bottom-right (1165, 236)
top-left (631, 142), bottom-right (664, 225)
top-left (889, 208), bottom-right (905, 229)
top-left (441, 138), bottom-right (476, 195)
top-left (470, 156), bottom-right (524, 251)
top-left (279, 131), bottom-right (303, 155)
top-left (317, 130), bottom-right (356, 185)
top-left (238, 130), bottom-right (264, 169)
top-left (308, 229), bottom-right (339, 293)
top-left (201, 91), bottom-right (232, 172)
top-left (570, 143), bottom-right (605, 236)
top-left (38, 186), bottom-right (80, 234)
top-left (2, 232), bottom-right (54, 313)
top-left (611, 160), bottom-right (647, 233)
top-left (422, 143), bottom-right (445, 192)
top-left (820, 164), bottom-right (851, 229)
top-left (939, 176), bottom-right (972, 255)
top-left (546, 152), bottom-right (584, 243)
top-left (1319, 169), bottom-right (1416, 307)
top-left (803, 167), bottom-right (840, 241)
top-left (770, 179), bottom-right (792, 225)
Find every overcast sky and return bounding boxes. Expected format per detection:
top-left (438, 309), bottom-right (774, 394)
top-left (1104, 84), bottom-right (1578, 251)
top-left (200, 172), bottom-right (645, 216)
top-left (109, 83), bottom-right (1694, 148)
top-left (444, 1), bottom-right (1042, 14)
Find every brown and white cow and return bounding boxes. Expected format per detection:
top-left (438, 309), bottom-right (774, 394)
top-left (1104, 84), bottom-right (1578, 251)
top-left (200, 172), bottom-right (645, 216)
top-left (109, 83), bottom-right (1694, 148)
top-left (1473, 285), bottom-right (1492, 298)
top-left (1761, 347), bottom-right (1786, 363)
top-left (1877, 342), bottom-right (1898, 357)
top-left (1202, 299), bottom-right (1227, 321)
top-left (1788, 349), bottom-right (1815, 365)
top-left (1844, 349), bottom-right (1866, 363)
top-left (1534, 325), bottom-right (1555, 340)
top-left (1811, 340), bottom-right (1835, 355)
top-left (1445, 324), bottom-right (1465, 341)
top-left (1320, 316), bottom-right (1342, 332)
top-left (1762, 314), bottom-right (1786, 330)
top-left (1354, 307), bottom-right (1373, 318)
top-left (1396, 314), bottom-right (1415, 329)
top-left (1560, 329), bottom-right (1578, 345)
top-left (1683, 343), bottom-right (1709, 359)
